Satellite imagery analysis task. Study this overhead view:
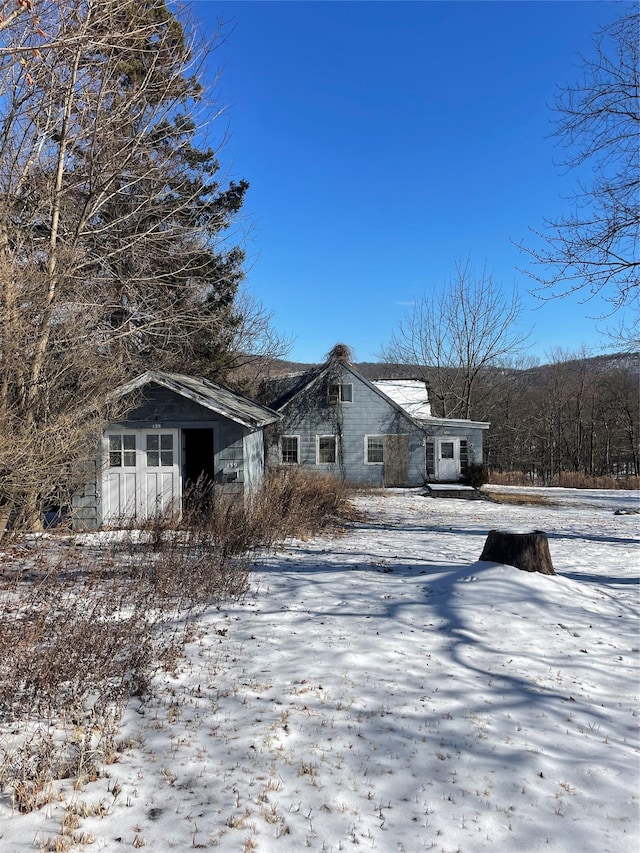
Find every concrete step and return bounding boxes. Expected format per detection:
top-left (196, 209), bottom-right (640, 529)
top-left (423, 484), bottom-right (482, 500)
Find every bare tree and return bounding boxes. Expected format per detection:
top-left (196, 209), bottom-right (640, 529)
top-left (382, 260), bottom-right (529, 419)
top-left (521, 11), bottom-right (639, 322)
top-left (182, 287), bottom-right (294, 392)
top-left (0, 0), bottom-right (258, 535)
top-left (479, 349), bottom-right (639, 482)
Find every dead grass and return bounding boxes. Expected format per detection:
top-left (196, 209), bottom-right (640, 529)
top-left (556, 471), bottom-right (639, 490)
top-left (488, 470), bottom-right (639, 490)
top-left (0, 470), bottom-right (356, 814)
top-left (482, 489), bottom-right (556, 507)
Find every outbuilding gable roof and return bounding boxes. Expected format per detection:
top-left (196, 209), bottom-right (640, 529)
top-left (112, 371), bottom-right (280, 430)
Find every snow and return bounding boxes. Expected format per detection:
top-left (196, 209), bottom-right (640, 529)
top-left (371, 380), bottom-right (433, 419)
top-left (1, 487), bottom-right (639, 852)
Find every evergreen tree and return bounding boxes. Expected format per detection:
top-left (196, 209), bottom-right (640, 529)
top-left (0, 0), bottom-right (250, 533)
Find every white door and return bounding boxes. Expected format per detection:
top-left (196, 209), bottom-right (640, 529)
top-left (102, 429), bottom-right (180, 525)
top-left (435, 438), bottom-right (460, 481)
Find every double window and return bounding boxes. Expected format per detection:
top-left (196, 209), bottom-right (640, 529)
top-left (282, 434), bottom-right (338, 464)
top-left (328, 383), bottom-right (353, 404)
top-left (108, 432), bottom-right (174, 468)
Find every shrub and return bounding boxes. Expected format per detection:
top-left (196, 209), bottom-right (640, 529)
top-left (464, 463), bottom-right (489, 489)
top-left (0, 469), bottom-right (358, 811)
top-left (250, 468), bottom-right (358, 544)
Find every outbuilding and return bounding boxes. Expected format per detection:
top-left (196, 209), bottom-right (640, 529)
top-left (72, 371), bottom-right (280, 530)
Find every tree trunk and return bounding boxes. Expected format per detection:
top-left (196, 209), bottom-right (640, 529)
top-left (479, 529), bottom-right (555, 575)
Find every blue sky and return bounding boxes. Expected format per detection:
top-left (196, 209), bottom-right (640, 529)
top-left (191, 0), bottom-right (634, 365)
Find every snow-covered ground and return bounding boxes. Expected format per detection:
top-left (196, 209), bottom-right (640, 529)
top-left (1, 487), bottom-right (639, 852)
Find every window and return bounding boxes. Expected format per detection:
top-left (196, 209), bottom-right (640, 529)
top-left (440, 441), bottom-right (454, 459)
top-left (366, 435), bottom-right (384, 464)
top-left (328, 383), bottom-right (353, 404)
top-left (426, 439), bottom-right (435, 478)
top-left (460, 439), bottom-right (468, 469)
top-left (281, 435), bottom-right (300, 464)
top-left (317, 435), bottom-right (337, 464)
top-left (146, 433), bottom-right (174, 467)
top-left (109, 434), bottom-right (136, 468)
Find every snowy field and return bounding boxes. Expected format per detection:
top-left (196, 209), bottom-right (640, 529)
top-left (1, 487), bottom-right (639, 852)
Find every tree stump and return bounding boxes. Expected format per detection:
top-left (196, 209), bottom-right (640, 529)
top-left (479, 529), bottom-right (555, 575)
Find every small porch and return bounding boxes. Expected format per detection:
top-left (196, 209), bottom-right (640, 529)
top-left (423, 483), bottom-right (483, 500)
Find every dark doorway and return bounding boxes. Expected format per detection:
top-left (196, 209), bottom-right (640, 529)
top-left (183, 429), bottom-right (215, 510)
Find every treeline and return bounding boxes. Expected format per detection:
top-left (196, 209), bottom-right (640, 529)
top-left (359, 353), bottom-right (639, 484)
top-left (469, 355), bottom-right (637, 483)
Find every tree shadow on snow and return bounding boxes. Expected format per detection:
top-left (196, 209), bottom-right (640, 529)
top-left (255, 534), bottom-right (629, 744)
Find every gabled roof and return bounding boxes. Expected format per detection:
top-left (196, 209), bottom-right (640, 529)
top-left (112, 371), bottom-right (280, 430)
top-left (262, 366), bottom-right (326, 411)
top-left (265, 362), bottom-right (489, 431)
top-left (265, 362), bottom-right (427, 429)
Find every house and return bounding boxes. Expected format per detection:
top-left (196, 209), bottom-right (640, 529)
top-left (72, 371), bottom-right (280, 530)
top-left (262, 349), bottom-right (489, 488)
top-left (371, 379), bottom-right (489, 483)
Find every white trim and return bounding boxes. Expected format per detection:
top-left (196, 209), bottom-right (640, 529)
top-left (435, 436), bottom-right (461, 481)
top-left (101, 427), bottom-right (181, 525)
top-left (280, 434), bottom-right (300, 465)
top-left (316, 434), bottom-right (338, 464)
top-left (364, 434), bottom-right (384, 465)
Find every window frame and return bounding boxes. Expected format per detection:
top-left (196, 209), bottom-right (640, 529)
top-left (316, 434), bottom-right (338, 464)
top-left (280, 435), bottom-right (300, 465)
top-left (440, 440), bottom-right (455, 460)
top-left (145, 432), bottom-right (175, 468)
top-left (108, 433), bottom-right (136, 468)
top-left (327, 382), bottom-right (353, 404)
top-left (365, 434), bottom-right (385, 465)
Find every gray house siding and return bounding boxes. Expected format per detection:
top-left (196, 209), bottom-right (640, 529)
top-left (269, 367), bottom-right (426, 487)
top-left (266, 362), bottom-right (489, 487)
top-left (71, 461), bottom-right (99, 532)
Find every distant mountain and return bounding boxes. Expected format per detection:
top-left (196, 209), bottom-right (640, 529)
top-left (263, 352), bottom-right (639, 381)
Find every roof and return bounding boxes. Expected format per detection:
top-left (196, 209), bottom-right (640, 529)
top-left (264, 363), bottom-right (427, 429)
top-left (372, 378), bottom-right (489, 429)
top-left (112, 371), bottom-right (281, 430)
top-left (263, 362), bottom-right (490, 431)
top-left (261, 367), bottom-right (325, 411)
top-left (371, 380), bottom-right (432, 419)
